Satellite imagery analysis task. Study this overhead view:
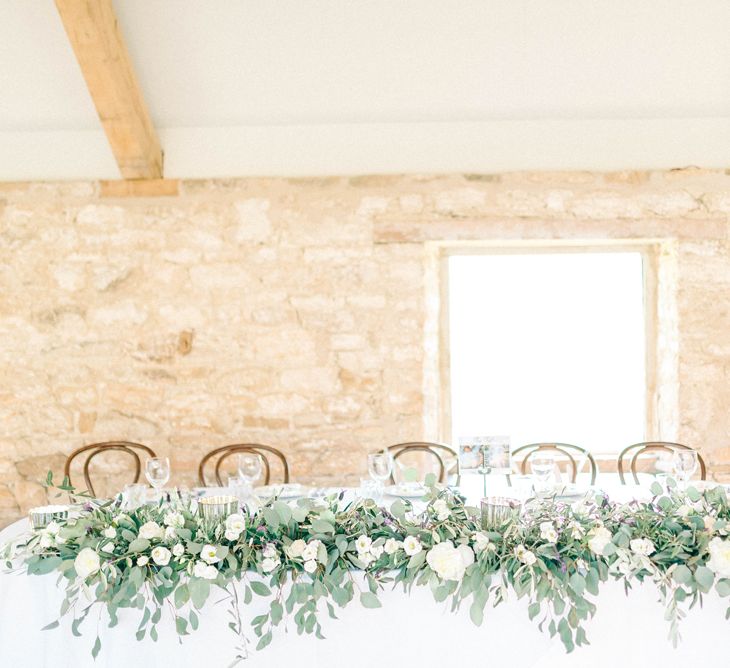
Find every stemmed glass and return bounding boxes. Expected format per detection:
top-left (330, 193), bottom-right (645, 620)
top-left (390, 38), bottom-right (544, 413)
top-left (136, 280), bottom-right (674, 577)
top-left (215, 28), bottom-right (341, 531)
top-left (367, 451), bottom-right (393, 499)
top-left (237, 453), bottom-right (263, 491)
top-left (529, 454), bottom-right (555, 497)
top-left (672, 450), bottom-right (699, 487)
top-left (145, 457), bottom-right (170, 500)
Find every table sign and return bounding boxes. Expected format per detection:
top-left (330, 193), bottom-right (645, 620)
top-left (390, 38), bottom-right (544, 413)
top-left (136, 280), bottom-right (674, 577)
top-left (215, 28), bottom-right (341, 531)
top-left (459, 436), bottom-right (512, 495)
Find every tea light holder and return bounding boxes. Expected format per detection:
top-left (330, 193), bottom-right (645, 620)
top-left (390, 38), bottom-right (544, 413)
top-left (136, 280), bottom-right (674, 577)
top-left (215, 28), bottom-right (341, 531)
top-left (480, 497), bottom-right (521, 531)
top-left (198, 495), bottom-right (238, 521)
top-left (29, 505), bottom-right (69, 530)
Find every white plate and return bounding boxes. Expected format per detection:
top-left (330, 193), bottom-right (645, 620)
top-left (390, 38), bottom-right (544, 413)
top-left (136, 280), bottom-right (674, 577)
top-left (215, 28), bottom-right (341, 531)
top-left (383, 483), bottom-right (428, 498)
top-left (257, 483), bottom-right (307, 499)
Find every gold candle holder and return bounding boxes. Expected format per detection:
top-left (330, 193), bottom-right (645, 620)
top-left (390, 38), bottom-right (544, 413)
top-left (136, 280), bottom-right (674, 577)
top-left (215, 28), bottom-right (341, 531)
top-left (29, 505), bottom-right (69, 530)
top-left (480, 497), bottom-right (521, 531)
top-left (198, 495), bottom-right (238, 521)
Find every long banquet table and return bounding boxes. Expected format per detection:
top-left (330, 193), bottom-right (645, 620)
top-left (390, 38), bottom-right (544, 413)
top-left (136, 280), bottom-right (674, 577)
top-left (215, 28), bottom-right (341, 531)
top-left (2, 481), bottom-right (730, 667)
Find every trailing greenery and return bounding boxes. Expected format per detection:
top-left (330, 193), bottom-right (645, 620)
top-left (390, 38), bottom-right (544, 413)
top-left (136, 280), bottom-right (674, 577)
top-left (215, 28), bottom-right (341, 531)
top-left (3, 474), bottom-right (730, 663)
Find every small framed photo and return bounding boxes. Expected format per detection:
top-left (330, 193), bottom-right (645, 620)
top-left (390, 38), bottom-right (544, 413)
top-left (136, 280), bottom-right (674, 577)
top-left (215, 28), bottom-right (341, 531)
top-left (458, 437), bottom-right (484, 472)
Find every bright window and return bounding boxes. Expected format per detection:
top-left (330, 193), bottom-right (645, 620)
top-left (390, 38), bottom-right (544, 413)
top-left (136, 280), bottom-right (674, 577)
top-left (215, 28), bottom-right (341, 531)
top-left (447, 251), bottom-right (646, 452)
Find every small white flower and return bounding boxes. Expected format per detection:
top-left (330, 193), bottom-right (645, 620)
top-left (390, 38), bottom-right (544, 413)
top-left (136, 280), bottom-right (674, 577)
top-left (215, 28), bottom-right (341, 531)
top-left (263, 543), bottom-right (278, 559)
top-left (261, 557), bottom-right (280, 573)
top-left (103, 526), bottom-right (116, 539)
top-left (472, 532), bottom-right (490, 553)
top-left (163, 511), bottom-right (185, 528)
top-left (172, 543), bottom-right (185, 558)
top-left (301, 540), bottom-right (321, 562)
top-left (514, 545), bottom-right (536, 566)
top-left (225, 513), bottom-right (245, 535)
top-left (101, 542), bottom-right (115, 554)
top-left (39, 533), bottom-right (53, 549)
top-left (707, 537), bottom-right (730, 578)
top-left (355, 535), bottom-right (372, 554)
top-left (200, 544), bottom-right (220, 564)
top-left (370, 544), bottom-right (384, 559)
top-left (224, 529), bottom-right (240, 541)
top-left (432, 499), bottom-right (450, 521)
top-left (74, 548), bottom-right (100, 579)
top-left (287, 539), bottom-right (306, 559)
top-left (360, 552), bottom-right (375, 567)
top-left (139, 521), bottom-right (164, 541)
top-left (151, 546), bottom-right (171, 566)
top-left (303, 559), bottom-right (318, 574)
top-left (193, 561), bottom-right (218, 580)
top-left (384, 538), bottom-right (402, 555)
top-left (403, 535), bottom-right (422, 556)
top-left (46, 522), bottom-right (61, 536)
top-left (137, 555), bottom-right (149, 567)
top-left (164, 526), bottom-right (177, 541)
top-left (629, 538), bottom-right (655, 556)
top-left (539, 521), bottom-right (558, 544)
top-left (587, 527), bottom-right (613, 556)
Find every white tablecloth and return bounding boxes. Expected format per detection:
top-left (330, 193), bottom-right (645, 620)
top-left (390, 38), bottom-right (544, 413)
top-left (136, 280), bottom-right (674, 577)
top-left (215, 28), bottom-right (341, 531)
top-left (2, 484), bottom-right (729, 667)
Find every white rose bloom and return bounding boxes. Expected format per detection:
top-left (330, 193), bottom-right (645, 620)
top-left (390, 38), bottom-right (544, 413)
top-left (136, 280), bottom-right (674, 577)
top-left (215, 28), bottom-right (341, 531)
top-left (707, 537), bottom-right (730, 578)
top-left (263, 543), bottom-right (278, 559)
top-left (224, 529), bottom-right (240, 542)
top-left (151, 546), bottom-right (171, 566)
top-left (629, 538), bottom-right (655, 556)
top-left (139, 521), bottom-right (164, 541)
top-left (164, 526), bottom-right (177, 541)
top-left (587, 527), bottom-right (613, 556)
top-left (101, 542), bottom-right (115, 554)
top-left (261, 557), bottom-right (280, 573)
top-left (384, 538), bottom-right (402, 555)
top-left (370, 544), bottom-right (384, 559)
top-left (103, 527), bottom-right (116, 539)
top-left (432, 499), bottom-right (450, 521)
top-left (39, 533), bottom-right (53, 549)
top-left (287, 539), bottom-right (307, 559)
top-left (303, 559), bottom-right (318, 574)
top-left (472, 532), bottom-right (490, 553)
top-left (137, 555), bottom-right (149, 567)
top-left (163, 512), bottom-right (185, 528)
top-left (225, 514), bottom-right (245, 535)
top-left (204, 565), bottom-right (218, 580)
top-left (539, 522), bottom-right (558, 544)
top-left (514, 545), bottom-right (536, 566)
top-left (301, 540), bottom-right (321, 562)
top-left (403, 536), bottom-right (422, 556)
top-left (172, 543), bottom-right (185, 558)
top-left (46, 522), bottom-right (61, 536)
top-left (355, 535), bottom-right (372, 554)
top-left (200, 544), bottom-right (220, 564)
top-left (426, 541), bottom-right (474, 581)
top-left (74, 548), bottom-right (100, 579)
top-left (193, 560), bottom-right (218, 580)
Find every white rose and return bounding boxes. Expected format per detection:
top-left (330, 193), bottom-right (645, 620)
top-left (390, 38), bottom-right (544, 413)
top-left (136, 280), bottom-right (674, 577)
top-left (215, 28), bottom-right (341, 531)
top-left (707, 537), bottom-right (730, 578)
top-left (200, 544), bottom-right (220, 564)
top-left (355, 535), bottom-right (372, 554)
top-left (303, 559), bottom-right (318, 574)
top-left (432, 499), bottom-right (450, 521)
top-left (193, 560), bottom-right (218, 580)
top-left (164, 526), bottom-right (177, 541)
top-left (137, 555), bottom-right (149, 567)
top-left (103, 527), bottom-right (116, 539)
top-left (101, 542), bottom-right (115, 554)
top-left (261, 557), bottom-right (280, 573)
top-left (587, 527), bottom-right (613, 556)
top-left (403, 536), bottom-right (422, 556)
top-left (163, 512), bottom-right (184, 528)
top-left (263, 543), bottom-right (278, 559)
top-left (629, 538), bottom-right (655, 556)
top-left (384, 538), bottom-right (402, 555)
top-left (74, 548), bottom-right (100, 579)
top-left (224, 530), bottom-right (240, 541)
top-left (426, 541), bottom-right (474, 581)
top-left (204, 565), bottom-right (218, 580)
top-left (139, 522), bottom-right (164, 541)
top-left (514, 545), bottom-right (536, 566)
top-left (151, 546), bottom-right (171, 566)
top-left (370, 544), bottom-right (384, 559)
top-left (301, 540), bottom-right (321, 562)
top-left (172, 543), bottom-right (185, 557)
top-left (287, 539), bottom-right (306, 558)
top-left (539, 522), bottom-right (558, 544)
top-left (225, 514), bottom-right (245, 535)
top-left (46, 522), bottom-right (61, 536)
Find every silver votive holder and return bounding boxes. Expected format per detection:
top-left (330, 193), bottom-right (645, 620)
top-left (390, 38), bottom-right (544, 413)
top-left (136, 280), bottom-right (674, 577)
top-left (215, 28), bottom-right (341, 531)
top-left (29, 505), bottom-right (69, 530)
top-left (198, 495), bottom-right (238, 521)
top-left (480, 497), bottom-right (521, 531)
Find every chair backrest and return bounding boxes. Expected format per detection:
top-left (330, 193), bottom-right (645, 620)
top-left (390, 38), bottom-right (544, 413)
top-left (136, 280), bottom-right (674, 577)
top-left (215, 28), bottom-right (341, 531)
top-left (64, 441), bottom-right (157, 496)
top-left (617, 441), bottom-right (707, 484)
top-left (198, 444), bottom-right (290, 487)
top-left (385, 441), bottom-right (458, 484)
top-left (512, 442), bottom-right (597, 485)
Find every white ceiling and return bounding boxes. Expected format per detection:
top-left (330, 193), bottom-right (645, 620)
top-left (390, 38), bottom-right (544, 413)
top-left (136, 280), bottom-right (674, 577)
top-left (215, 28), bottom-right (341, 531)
top-left (1, 0), bottom-right (730, 179)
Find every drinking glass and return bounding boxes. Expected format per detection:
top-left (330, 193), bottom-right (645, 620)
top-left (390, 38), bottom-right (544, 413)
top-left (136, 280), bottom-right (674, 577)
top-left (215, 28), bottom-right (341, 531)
top-left (367, 451), bottom-right (393, 498)
top-left (237, 453), bottom-right (263, 486)
top-left (144, 457), bottom-right (170, 495)
top-left (529, 455), bottom-right (555, 496)
top-left (672, 450), bottom-right (699, 486)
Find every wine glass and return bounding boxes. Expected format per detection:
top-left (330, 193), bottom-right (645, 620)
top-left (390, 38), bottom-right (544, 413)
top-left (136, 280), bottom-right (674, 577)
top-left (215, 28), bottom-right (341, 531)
top-left (144, 457), bottom-right (170, 499)
top-left (367, 451), bottom-right (393, 498)
top-left (237, 453), bottom-right (263, 486)
top-left (529, 455), bottom-right (555, 496)
top-left (672, 450), bottom-right (699, 487)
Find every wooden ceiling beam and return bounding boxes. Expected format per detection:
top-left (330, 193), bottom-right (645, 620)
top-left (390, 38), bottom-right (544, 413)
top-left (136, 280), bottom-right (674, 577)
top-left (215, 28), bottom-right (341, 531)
top-left (54, 0), bottom-right (163, 179)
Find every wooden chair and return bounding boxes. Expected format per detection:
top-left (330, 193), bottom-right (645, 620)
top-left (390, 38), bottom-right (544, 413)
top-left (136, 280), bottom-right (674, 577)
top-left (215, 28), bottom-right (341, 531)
top-left (618, 441), bottom-right (706, 484)
top-left (512, 442), bottom-right (597, 485)
top-left (198, 444), bottom-right (289, 487)
top-left (64, 441), bottom-right (157, 496)
top-left (385, 442), bottom-right (458, 484)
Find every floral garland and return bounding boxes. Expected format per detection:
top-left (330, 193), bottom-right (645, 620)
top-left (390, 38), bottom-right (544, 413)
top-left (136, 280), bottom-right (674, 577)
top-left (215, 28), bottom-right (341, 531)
top-left (3, 475), bottom-right (730, 663)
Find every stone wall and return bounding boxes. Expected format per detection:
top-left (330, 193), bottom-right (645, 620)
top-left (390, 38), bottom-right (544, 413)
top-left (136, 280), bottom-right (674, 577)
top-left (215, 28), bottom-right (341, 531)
top-left (1, 170), bottom-right (729, 527)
